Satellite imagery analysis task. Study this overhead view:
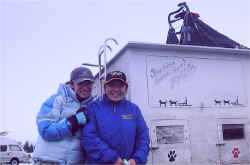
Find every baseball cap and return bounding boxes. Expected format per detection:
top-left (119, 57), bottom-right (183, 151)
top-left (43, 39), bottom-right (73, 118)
top-left (104, 71), bottom-right (128, 86)
top-left (70, 67), bottom-right (94, 84)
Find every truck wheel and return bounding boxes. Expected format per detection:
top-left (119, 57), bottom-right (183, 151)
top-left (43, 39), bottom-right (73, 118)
top-left (10, 158), bottom-right (19, 165)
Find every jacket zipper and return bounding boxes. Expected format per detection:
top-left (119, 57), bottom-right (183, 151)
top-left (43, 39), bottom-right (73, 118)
top-left (114, 103), bottom-right (117, 112)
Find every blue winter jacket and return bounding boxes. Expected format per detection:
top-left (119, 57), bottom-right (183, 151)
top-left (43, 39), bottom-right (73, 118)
top-left (33, 84), bottom-right (94, 164)
top-left (82, 95), bottom-right (150, 164)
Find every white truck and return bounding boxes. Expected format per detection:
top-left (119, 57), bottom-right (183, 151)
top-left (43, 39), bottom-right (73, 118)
top-left (0, 137), bottom-right (31, 165)
top-left (92, 41), bottom-right (250, 165)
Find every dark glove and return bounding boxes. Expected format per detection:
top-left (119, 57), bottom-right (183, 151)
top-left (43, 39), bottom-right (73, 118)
top-left (67, 107), bottom-right (88, 135)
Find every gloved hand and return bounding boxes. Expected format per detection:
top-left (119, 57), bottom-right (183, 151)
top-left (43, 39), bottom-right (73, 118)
top-left (76, 111), bottom-right (87, 125)
top-left (76, 107), bottom-right (89, 123)
top-left (67, 107), bottom-right (88, 135)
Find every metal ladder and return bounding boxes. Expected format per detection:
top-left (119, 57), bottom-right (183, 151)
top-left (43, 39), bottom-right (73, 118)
top-left (98, 38), bottom-right (118, 98)
top-left (82, 38), bottom-right (118, 98)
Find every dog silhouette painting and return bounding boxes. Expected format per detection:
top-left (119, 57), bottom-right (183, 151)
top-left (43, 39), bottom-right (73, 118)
top-left (214, 99), bottom-right (221, 105)
top-left (214, 97), bottom-right (243, 106)
top-left (224, 99), bottom-right (230, 105)
top-left (159, 99), bottom-right (167, 107)
top-left (169, 100), bottom-right (178, 106)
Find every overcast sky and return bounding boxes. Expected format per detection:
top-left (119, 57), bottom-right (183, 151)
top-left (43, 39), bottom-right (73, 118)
top-left (1, 0), bottom-right (250, 143)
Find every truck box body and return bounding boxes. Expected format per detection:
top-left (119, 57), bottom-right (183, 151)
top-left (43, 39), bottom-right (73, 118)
top-left (93, 42), bottom-right (250, 165)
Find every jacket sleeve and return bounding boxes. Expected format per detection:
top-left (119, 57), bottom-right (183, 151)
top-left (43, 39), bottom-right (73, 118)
top-left (36, 94), bottom-right (72, 141)
top-left (131, 105), bottom-right (150, 164)
top-left (81, 104), bottom-right (119, 164)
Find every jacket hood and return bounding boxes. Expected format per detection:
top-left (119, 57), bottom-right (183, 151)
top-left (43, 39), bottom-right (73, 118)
top-left (57, 83), bottom-right (77, 102)
top-left (57, 83), bottom-right (95, 106)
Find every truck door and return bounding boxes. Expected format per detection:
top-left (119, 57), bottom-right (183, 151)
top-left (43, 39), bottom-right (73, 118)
top-left (151, 119), bottom-right (191, 165)
top-left (217, 118), bottom-right (249, 164)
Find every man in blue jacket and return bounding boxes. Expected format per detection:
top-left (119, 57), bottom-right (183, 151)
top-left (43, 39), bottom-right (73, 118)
top-left (33, 67), bottom-right (95, 165)
top-left (82, 71), bottom-right (150, 165)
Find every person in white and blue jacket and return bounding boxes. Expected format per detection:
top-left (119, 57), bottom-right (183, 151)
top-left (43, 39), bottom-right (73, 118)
top-left (33, 67), bottom-right (95, 165)
top-left (82, 71), bottom-right (150, 165)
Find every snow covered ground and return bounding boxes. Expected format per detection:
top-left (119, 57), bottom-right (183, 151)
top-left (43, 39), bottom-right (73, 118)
top-left (2, 163), bottom-right (32, 165)
top-left (2, 164), bottom-right (30, 165)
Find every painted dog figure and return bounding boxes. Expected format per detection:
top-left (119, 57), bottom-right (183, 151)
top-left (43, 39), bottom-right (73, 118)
top-left (159, 99), bottom-right (167, 107)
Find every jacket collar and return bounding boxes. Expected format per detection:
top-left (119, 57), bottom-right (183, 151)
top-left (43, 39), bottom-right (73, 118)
top-left (80, 97), bottom-right (94, 107)
top-left (58, 83), bottom-right (94, 105)
top-left (102, 94), bottom-right (126, 105)
top-left (58, 83), bottom-right (76, 101)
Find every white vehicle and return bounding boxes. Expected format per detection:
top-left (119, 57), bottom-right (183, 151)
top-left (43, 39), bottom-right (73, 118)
top-left (0, 137), bottom-right (31, 165)
top-left (91, 41), bottom-right (250, 165)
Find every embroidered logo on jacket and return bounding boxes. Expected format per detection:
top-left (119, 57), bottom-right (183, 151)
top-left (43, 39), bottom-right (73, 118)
top-left (121, 114), bottom-right (133, 119)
